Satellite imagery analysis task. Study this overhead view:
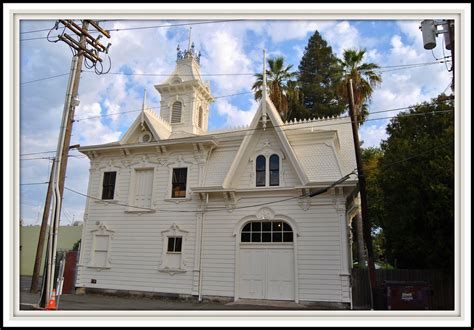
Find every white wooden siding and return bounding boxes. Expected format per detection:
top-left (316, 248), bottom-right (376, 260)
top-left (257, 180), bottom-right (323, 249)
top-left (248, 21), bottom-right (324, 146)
top-left (77, 145), bottom-right (351, 303)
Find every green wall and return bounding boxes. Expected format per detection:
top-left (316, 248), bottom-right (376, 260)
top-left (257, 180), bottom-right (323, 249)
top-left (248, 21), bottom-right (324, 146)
top-left (20, 226), bottom-right (83, 276)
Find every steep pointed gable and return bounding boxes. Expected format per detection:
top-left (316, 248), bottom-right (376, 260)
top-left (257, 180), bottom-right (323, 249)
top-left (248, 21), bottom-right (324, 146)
top-left (222, 96), bottom-right (309, 189)
top-left (119, 109), bottom-right (171, 145)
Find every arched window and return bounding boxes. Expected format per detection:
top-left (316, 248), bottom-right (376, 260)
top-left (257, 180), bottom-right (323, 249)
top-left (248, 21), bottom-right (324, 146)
top-left (256, 155), bottom-right (266, 187)
top-left (241, 221), bottom-right (293, 243)
top-left (171, 101), bottom-right (182, 123)
top-left (269, 154), bottom-right (280, 186)
top-left (198, 106), bottom-right (203, 128)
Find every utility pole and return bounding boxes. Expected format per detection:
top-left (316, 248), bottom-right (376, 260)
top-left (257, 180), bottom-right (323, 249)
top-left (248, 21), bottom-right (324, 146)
top-left (420, 19), bottom-right (455, 92)
top-left (40, 19), bottom-right (111, 309)
top-left (347, 79), bottom-right (377, 309)
top-left (447, 20), bottom-right (454, 91)
top-left (30, 160), bottom-right (55, 293)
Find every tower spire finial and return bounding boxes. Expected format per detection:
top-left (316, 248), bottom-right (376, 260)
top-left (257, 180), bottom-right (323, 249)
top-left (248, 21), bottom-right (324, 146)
top-left (263, 49), bottom-right (267, 98)
top-left (187, 27), bottom-right (192, 52)
top-left (142, 88), bottom-right (147, 112)
top-left (140, 88), bottom-right (147, 130)
top-left (140, 88), bottom-right (146, 131)
top-left (261, 49), bottom-right (268, 130)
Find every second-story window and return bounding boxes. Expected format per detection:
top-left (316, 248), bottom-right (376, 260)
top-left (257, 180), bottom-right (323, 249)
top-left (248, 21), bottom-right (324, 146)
top-left (172, 168), bottom-right (187, 198)
top-left (269, 154), bottom-right (280, 186)
top-left (171, 101), bottom-right (182, 123)
top-left (134, 169), bottom-right (154, 208)
top-left (101, 171), bottom-right (116, 200)
top-left (256, 155), bottom-right (266, 187)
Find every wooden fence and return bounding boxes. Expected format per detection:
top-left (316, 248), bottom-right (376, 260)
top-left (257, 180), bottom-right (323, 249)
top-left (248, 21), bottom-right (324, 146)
top-left (351, 268), bottom-right (454, 310)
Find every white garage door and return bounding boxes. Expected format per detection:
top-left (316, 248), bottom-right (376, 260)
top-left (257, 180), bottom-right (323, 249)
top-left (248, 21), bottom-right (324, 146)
top-left (238, 221), bottom-right (295, 301)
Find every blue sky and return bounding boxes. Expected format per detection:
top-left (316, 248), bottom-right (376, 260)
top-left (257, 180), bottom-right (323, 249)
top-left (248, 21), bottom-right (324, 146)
top-left (19, 18), bottom-right (453, 225)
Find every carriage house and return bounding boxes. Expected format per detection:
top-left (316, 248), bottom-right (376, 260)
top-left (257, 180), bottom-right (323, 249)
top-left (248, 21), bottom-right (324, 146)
top-left (75, 42), bottom-right (360, 307)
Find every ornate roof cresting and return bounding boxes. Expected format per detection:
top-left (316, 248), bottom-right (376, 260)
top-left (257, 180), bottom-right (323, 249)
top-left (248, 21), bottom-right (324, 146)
top-left (176, 27), bottom-right (201, 64)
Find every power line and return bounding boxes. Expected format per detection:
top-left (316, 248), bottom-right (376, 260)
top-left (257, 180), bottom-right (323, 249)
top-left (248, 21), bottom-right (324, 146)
top-left (20, 19), bottom-right (244, 41)
top-left (85, 71), bottom-right (257, 77)
top-left (21, 73), bottom-right (70, 85)
top-left (22, 105), bottom-right (455, 158)
top-left (73, 92), bottom-right (255, 122)
top-left (20, 60), bottom-right (452, 86)
top-left (20, 182), bottom-right (49, 186)
top-left (64, 170), bottom-right (356, 214)
top-left (20, 157), bottom-right (55, 161)
top-left (20, 148), bottom-right (81, 156)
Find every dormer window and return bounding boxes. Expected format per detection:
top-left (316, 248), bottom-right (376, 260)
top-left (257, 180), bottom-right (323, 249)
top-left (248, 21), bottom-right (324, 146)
top-left (269, 154), bottom-right (280, 186)
top-left (255, 154), bottom-right (280, 187)
top-left (172, 78), bottom-right (182, 84)
top-left (256, 155), bottom-right (266, 187)
top-left (171, 101), bottom-right (182, 123)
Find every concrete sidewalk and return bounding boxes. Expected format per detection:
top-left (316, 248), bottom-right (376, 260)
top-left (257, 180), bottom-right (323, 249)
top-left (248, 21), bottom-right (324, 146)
top-left (20, 291), bottom-right (314, 310)
top-left (19, 276), bottom-right (342, 311)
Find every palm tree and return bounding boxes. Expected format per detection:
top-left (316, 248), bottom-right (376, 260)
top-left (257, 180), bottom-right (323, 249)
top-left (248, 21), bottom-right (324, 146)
top-left (338, 49), bottom-right (382, 125)
top-left (252, 56), bottom-right (298, 121)
top-left (285, 80), bottom-right (305, 122)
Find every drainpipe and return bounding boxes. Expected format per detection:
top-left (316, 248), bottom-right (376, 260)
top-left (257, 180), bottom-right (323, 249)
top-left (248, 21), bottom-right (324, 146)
top-left (197, 192), bottom-right (208, 301)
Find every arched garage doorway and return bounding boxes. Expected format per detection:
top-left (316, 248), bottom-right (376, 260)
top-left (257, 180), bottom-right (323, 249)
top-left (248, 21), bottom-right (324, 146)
top-left (234, 209), bottom-right (299, 302)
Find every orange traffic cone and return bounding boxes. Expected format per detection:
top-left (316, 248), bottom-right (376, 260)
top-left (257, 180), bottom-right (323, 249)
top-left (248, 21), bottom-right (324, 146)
top-left (46, 289), bottom-right (57, 310)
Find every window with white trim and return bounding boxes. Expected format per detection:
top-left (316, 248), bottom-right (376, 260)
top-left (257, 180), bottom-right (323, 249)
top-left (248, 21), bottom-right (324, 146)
top-left (269, 154), bottom-right (280, 186)
top-left (256, 155), bottom-right (266, 187)
top-left (159, 224), bottom-right (188, 274)
top-left (93, 234), bottom-right (110, 267)
top-left (101, 171), bottom-right (116, 200)
top-left (167, 236), bottom-right (182, 253)
top-left (89, 223), bottom-right (114, 269)
top-left (134, 169), bottom-right (154, 208)
top-left (241, 221), bottom-right (293, 243)
top-left (255, 154), bottom-right (280, 187)
top-left (171, 168), bottom-right (187, 198)
top-left (171, 101), bottom-right (182, 123)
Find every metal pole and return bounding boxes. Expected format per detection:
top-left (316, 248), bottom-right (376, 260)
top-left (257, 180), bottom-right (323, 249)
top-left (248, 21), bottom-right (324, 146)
top-left (30, 159), bottom-right (54, 293)
top-left (43, 20), bottom-right (90, 307)
top-left (448, 20), bottom-right (454, 92)
top-left (42, 54), bottom-right (79, 307)
top-left (347, 79), bottom-right (377, 309)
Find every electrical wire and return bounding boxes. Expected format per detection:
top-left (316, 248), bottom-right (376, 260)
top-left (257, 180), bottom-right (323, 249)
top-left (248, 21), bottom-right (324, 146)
top-left (20, 19), bottom-right (244, 41)
top-left (23, 103), bottom-right (455, 159)
top-left (64, 170), bottom-right (357, 214)
top-left (21, 73), bottom-right (70, 85)
top-left (20, 60), bottom-right (451, 85)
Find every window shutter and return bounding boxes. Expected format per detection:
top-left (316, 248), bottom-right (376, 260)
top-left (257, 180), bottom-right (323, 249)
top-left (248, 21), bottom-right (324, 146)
top-left (171, 101), bottom-right (182, 123)
top-left (198, 106), bottom-right (203, 128)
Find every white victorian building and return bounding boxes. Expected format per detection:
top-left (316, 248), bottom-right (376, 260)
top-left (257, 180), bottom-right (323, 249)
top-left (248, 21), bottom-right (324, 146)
top-left (76, 41), bottom-right (360, 308)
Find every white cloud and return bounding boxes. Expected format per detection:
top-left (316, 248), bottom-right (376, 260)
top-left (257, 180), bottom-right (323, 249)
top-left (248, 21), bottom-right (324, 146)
top-left (73, 103), bottom-right (122, 145)
top-left (214, 98), bottom-right (257, 128)
top-left (264, 20), bottom-right (335, 43)
top-left (360, 123), bottom-right (388, 148)
top-left (200, 30), bottom-right (254, 95)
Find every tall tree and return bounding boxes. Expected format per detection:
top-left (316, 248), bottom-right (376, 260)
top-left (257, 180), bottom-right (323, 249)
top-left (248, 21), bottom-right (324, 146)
top-left (252, 56), bottom-right (297, 122)
top-left (285, 80), bottom-right (306, 122)
top-left (377, 95), bottom-right (454, 269)
top-left (297, 31), bottom-right (345, 119)
top-left (362, 146), bottom-right (386, 265)
top-left (338, 48), bottom-right (382, 125)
